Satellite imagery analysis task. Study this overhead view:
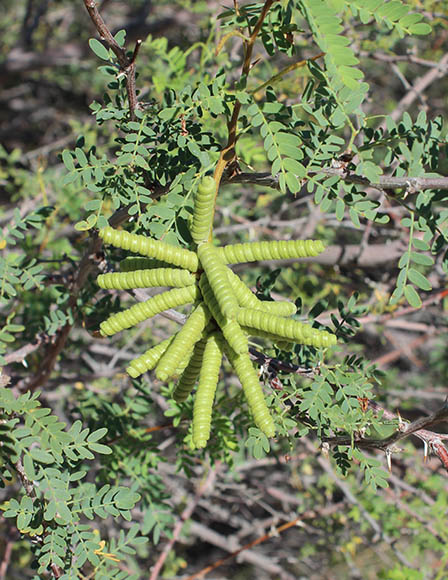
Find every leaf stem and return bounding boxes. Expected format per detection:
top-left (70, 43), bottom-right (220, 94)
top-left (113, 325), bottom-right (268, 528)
top-left (211, 0), bottom-right (278, 236)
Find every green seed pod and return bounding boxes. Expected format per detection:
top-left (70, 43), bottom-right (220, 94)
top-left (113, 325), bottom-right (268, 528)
top-left (197, 242), bottom-right (239, 320)
top-left (216, 239), bottom-right (326, 264)
top-left (97, 268), bottom-right (196, 290)
top-left (237, 308), bottom-right (336, 347)
top-left (192, 332), bottom-right (223, 448)
top-left (155, 302), bottom-right (211, 381)
top-left (226, 269), bottom-right (297, 316)
top-left (126, 336), bottom-right (175, 378)
top-left (172, 337), bottom-right (208, 402)
top-left (99, 285), bottom-right (199, 336)
top-left (224, 345), bottom-right (275, 438)
top-left (191, 176), bottom-right (216, 244)
top-left (119, 257), bottom-right (174, 271)
top-left (199, 274), bottom-right (248, 355)
top-left (99, 227), bottom-right (199, 272)
top-left (258, 300), bottom-right (297, 317)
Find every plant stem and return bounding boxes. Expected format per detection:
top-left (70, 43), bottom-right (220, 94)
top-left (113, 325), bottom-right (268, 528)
top-left (211, 0), bottom-right (278, 234)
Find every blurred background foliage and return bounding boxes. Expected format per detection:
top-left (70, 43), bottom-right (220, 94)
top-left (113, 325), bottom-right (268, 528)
top-left (0, 0), bottom-right (448, 579)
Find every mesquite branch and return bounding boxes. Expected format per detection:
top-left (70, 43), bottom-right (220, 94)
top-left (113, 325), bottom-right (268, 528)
top-left (227, 170), bottom-right (448, 193)
top-left (213, 0), bottom-right (277, 192)
top-left (83, 0), bottom-right (140, 120)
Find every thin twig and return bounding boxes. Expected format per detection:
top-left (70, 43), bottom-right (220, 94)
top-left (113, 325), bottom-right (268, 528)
top-left (0, 538), bottom-right (13, 580)
top-left (226, 170), bottom-right (448, 193)
top-left (149, 464), bottom-right (221, 580)
top-left (82, 0), bottom-right (140, 120)
top-left (212, 0), bottom-right (277, 193)
top-left (303, 439), bottom-right (415, 568)
top-left (389, 52), bottom-right (448, 123)
top-left (185, 502), bottom-right (343, 580)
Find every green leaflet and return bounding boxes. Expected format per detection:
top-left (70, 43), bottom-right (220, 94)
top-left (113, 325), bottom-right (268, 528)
top-left (126, 336), bottom-right (175, 378)
top-left (224, 344), bottom-right (275, 438)
top-left (155, 302), bottom-right (211, 381)
top-left (226, 268), bottom-right (297, 316)
top-left (172, 337), bottom-right (208, 402)
top-left (99, 285), bottom-right (200, 336)
top-left (299, 0), bottom-right (366, 91)
top-left (238, 308), bottom-right (336, 347)
top-left (192, 333), bottom-right (223, 448)
top-left (191, 176), bottom-right (216, 244)
top-left (197, 242), bottom-right (239, 320)
top-left (216, 239), bottom-right (325, 264)
top-left (199, 274), bottom-right (248, 355)
top-left (97, 268), bottom-right (196, 290)
top-left (99, 226), bottom-right (199, 272)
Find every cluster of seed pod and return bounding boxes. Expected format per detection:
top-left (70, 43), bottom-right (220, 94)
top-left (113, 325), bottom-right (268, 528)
top-left (97, 176), bottom-right (336, 448)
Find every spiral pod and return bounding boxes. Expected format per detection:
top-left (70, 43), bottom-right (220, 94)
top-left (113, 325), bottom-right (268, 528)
top-left (197, 242), bottom-right (239, 320)
top-left (119, 257), bottom-right (174, 271)
top-left (192, 333), bottom-right (223, 448)
top-left (99, 285), bottom-right (200, 336)
top-left (97, 268), bottom-right (196, 290)
top-left (126, 336), bottom-right (175, 378)
top-left (99, 227), bottom-right (199, 272)
top-left (237, 308), bottom-right (336, 347)
top-left (191, 176), bottom-right (216, 244)
top-left (216, 239), bottom-right (326, 264)
top-left (172, 337), bottom-right (208, 402)
top-left (155, 302), bottom-right (211, 381)
top-left (199, 274), bottom-right (248, 355)
top-left (226, 269), bottom-right (297, 316)
top-left (259, 300), bottom-right (298, 317)
top-left (242, 325), bottom-right (333, 349)
top-left (224, 345), bottom-right (275, 438)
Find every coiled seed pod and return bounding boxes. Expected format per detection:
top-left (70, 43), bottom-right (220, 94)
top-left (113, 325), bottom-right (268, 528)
top-left (126, 336), bottom-right (175, 378)
top-left (224, 345), bottom-right (275, 438)
top-left (172, 337), bottom-right (208, 402)
top-left (216, 239), bottom-right (325, 264)
top-left (226, 269), bottom-right (297, 316)
top-left (260, 300), bottom-right (298, 316)
top-left (237, 308), bottom-right (336, 347)
top-left (97, 268), bottom-right (196, 290)
top-left (197, 242), bottom-right (239, 320)
top-left (99, 285), bottom-right (199, 336)
top-left (119, 257), bottom-right (176, 271)
top-left (191, 176), bottom-right (216, 244)
top-left (155, 302), bottom-right (211, 381)
top-left (199, 274), bottom-right (248, 354)
top-left (192, 333), bottom-right (223, 448)
top-left (99, 227), bottom-right (199, 272)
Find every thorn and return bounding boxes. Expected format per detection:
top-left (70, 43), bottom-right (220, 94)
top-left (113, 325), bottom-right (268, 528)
top-left (423, 440), bottom-right (429, 462)
top-left (397, 410), bottom-right (406, 431)
top-left (386, 449), bottom-right (392, 472)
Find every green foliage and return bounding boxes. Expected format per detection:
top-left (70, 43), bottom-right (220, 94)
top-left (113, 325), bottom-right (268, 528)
top-left (0, 388), bottom-right (146, 576)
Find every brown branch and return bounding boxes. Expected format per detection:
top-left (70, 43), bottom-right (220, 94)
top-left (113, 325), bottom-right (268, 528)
top-left (389, 52), bottom-right (448, 123)
top-left (149, 464), bottom-right (220, 580)
top-left (185, 502), bottom-right (343, 580)
top-left (226, 170), bottom-right (448, 193)
top-left (0, 537), bottom-right (13, 580)
top-left (82, 0), bottom-right (140, 120)
top-left (16, 209), bottom-right (129, 393)
top-left (14, 455), bottom-right (63, 577)
top-left (303, 439), bottom-right (414, 568)
top-left (324, 400), bottom-right (448, 472)
top-left (358, 289), bottom-right (448, 327)
top-left (213, 1), bottom-right (278, 194)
